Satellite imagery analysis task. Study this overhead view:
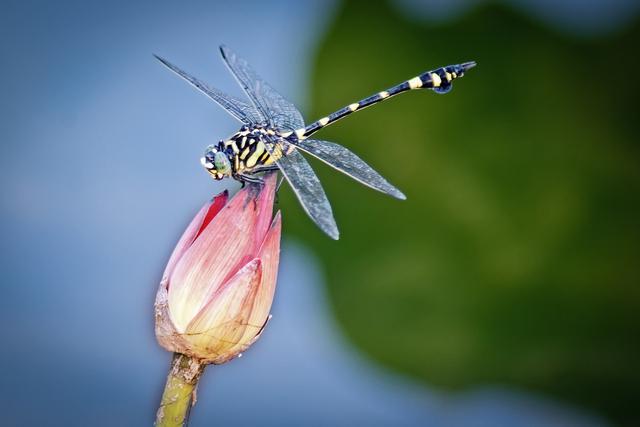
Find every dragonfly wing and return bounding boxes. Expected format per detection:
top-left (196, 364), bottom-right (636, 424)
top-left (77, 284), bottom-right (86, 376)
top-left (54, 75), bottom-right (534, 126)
top-left (293, 139), bottom-right (406, 200)
top-left (219, 45), bottom-right (305, 132)
top-left (154, 54), bottom-right (265, 125)
top-left (265, 140), bottom-right (339, 240)
top-left (268, 99), bottom-right (306, 133)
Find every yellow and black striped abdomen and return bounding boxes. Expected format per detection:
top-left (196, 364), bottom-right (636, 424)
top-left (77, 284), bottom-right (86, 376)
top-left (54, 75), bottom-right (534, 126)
top-left (300, 61), bottom-right (476, 139)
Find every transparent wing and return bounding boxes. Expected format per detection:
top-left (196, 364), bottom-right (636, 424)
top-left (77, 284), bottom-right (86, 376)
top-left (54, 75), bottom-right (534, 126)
top-left (264, 140), bottom-right (339, 240)
top-left (269, 99), bottom-right (306, 133)
top-left (293, 139), bottom-right (406, 200)
top-left (154, 54), bottom-right (265, 125)
top-left (219, 45), bottom-right (305, 132)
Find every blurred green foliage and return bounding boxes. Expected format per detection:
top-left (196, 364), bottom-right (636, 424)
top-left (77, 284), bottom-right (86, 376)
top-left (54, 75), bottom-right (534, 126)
top-left (279, 0), bottom-right (640, 425)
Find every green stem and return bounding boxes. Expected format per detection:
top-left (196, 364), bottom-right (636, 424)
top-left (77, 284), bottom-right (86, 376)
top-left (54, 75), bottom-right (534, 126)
top-left (155, 353), bottom-right (206, 427)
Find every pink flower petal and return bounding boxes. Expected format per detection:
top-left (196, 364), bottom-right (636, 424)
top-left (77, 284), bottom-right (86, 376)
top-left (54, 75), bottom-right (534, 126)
top-left (224, 211), bottom-right (281, 359)
top-left (194, 191), bottom-right (229, 240)
top-left (168, 178), bottom-right (276, 331)
top-left (162, 191), bottom-right (228, 281)
top-left (244, 211), bottom-right (281, 339)
top-left (183, 259), bottom-right (262, 356)
top-left (251, 173), bottom-right (278, 254)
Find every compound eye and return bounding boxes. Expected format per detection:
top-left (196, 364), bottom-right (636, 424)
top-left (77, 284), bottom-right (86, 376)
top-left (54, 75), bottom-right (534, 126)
top-left (214, 152), bottom-right (230, 173)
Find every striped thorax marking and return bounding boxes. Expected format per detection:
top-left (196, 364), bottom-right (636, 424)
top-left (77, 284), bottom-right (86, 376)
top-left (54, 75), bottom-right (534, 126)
top-left (245, 141), bottom-right (265, 168)
top-left (224, 139), bottom-right (240, 154)
top-left (239, 138), bottom-right (254, 159)
top-left (220, 127), bottom-right (282, 174)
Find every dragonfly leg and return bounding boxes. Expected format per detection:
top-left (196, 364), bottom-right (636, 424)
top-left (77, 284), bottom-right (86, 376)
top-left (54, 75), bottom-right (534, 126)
top-left (248, 166), bottom-right (284, 201)
top-left (250, 165), bottom-right (279, 174)
top-left (236, 173), bottom-right (265, 186)
top-left (273, 175), bottom-right (288, 204)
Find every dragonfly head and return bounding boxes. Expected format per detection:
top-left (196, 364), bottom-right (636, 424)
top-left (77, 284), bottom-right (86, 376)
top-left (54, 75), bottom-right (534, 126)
top-left (201, 145), bottom-right (232, 180)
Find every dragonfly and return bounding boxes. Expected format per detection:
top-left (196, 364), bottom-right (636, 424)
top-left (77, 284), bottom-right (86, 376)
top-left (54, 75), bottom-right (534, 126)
top-left (155, 45), bottom-right (475, 240)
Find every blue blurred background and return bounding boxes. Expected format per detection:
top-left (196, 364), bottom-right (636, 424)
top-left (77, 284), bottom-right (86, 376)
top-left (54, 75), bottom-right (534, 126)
top-left (1, 0), bottom-right (638, 425)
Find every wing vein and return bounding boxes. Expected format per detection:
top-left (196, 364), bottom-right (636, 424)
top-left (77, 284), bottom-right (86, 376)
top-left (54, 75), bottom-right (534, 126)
top-left (154, 54), bottom-right (264, 124)
top-left (292, 139), bottom-right (406, 200)
top-left (219, 45), bottom-right (305, 132)
top-left (264, 139), bottom-right (339, 239)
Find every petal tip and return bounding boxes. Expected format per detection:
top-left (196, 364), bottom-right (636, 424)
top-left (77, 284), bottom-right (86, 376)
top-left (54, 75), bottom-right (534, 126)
top-left (213, 189), bottom-right (229, 203)
top-left (271, 210), bottom-right (282, 227)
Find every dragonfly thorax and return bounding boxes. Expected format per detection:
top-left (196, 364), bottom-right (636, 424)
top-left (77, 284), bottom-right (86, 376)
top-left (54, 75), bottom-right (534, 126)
top-left (201, 126), bottom-right (280, 180)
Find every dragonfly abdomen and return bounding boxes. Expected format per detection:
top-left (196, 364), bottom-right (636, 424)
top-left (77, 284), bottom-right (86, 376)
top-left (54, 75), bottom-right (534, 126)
top-left (301, 61), bottom-right (476, 139)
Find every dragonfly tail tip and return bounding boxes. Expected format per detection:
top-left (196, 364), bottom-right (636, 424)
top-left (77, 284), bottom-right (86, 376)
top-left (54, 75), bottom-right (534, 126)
top-left (461, 61), bottom-right (477, 71)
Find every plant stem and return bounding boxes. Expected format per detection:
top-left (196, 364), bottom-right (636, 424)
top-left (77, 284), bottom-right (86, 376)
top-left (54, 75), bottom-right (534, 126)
top-left (155, 353), bottom-right (206, 427)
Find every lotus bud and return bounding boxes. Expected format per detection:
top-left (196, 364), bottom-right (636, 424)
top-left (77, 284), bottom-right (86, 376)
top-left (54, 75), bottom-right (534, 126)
top-left (154, 174), bottom-right (281, 364)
